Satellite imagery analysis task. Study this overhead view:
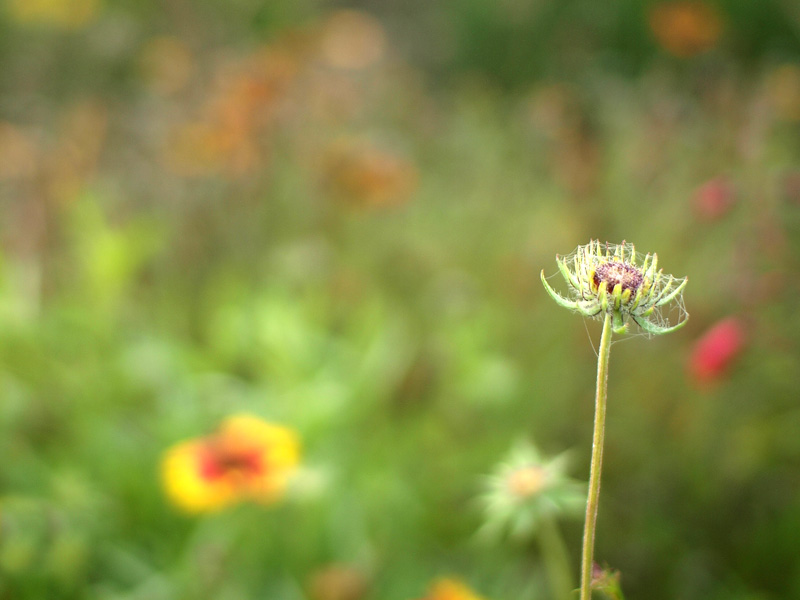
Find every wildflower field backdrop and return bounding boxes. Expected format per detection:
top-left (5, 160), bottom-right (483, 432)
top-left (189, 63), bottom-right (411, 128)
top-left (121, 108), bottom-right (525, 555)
top-left (2, 1), bottom-right (800, 599)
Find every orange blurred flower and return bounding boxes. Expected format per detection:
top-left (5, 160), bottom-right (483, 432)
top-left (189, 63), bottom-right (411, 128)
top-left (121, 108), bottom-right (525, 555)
top-left (687, 317), bottom-right (746, 386)
top-left (164, 120), bottom-right (253, 177)
top-left (163, 46), bottom-right (300, 177)
top-left (318, 10), bottom-right (387, 70)
top-left (323, 139), bottom-right (418, 209)
top-left (5, 0), bottom-right (102, 28)
top-left (308, 563), bottom-right (368, 600)
top-left (418, 578), bottom-right (487, 600)
top-left (649, 2), bottom-right (723, 58)
top-left (46, 99), bottom-right (108, 204)
top-left (161, 414), bottom-right (300, 513)
top-left (0, 122), bottom-right (38, 180)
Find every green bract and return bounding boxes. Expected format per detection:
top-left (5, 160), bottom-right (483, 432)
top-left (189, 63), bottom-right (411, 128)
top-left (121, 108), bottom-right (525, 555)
top-left (540, 240), bottom-right (689, 336)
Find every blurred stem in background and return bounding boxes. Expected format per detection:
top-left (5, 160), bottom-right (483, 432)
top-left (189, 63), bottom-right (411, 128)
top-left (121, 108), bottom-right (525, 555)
top-left (478, 439), bottom-right (586, 599)
top-left (538, 514), bottom-right (574, 600)
top-left (580, 312), bottom-right (612, 600)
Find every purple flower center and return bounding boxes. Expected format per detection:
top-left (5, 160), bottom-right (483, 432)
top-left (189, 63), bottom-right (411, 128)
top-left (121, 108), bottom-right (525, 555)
top-left (593, 261), bottom-right (643, 294)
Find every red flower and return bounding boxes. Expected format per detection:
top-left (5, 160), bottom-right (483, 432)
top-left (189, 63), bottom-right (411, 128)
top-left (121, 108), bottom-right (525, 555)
top-left (688, 318), bottom-right (746, 385)
top-left (161, 415), bottom-right (300, 513)
top-left (692, 177), bottom-right (736, 221)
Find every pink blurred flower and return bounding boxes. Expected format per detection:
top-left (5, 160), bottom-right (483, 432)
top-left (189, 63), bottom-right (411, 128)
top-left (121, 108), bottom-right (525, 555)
top-left (692, 177), bottom-right (736, 221)
top-left (688, 318), bottom-right (746, 385)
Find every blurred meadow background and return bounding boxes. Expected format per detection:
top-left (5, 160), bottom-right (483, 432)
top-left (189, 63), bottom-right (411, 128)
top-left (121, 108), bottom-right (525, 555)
top-left (2, 0), bottom-right (800, 598)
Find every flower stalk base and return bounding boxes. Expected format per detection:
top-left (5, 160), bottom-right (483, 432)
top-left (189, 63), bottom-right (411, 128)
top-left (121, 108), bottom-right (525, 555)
top-left (580, 312), bottom-right (612, 600)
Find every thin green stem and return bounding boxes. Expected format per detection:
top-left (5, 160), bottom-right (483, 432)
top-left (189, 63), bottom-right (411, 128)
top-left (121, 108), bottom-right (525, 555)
top-left (539, 513), bottom-right (574, 600)
top-left (580, 312), bottom-right (613, 600)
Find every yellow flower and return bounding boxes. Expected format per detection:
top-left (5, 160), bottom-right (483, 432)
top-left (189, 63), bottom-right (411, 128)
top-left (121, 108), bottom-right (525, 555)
top-left (161, 414), bottom-right (300, 513)
top-left (420, 578), bottom-right (487, 600)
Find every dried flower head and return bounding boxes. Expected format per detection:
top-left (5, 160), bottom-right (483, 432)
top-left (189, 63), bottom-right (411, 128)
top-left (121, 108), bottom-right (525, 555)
top-left (478, 442), bottom-right (585, 542)
top-left (540, 240), bottom-right (689, 336)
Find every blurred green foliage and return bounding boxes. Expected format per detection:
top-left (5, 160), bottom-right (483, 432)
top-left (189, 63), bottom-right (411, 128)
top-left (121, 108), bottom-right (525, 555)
top-left (2, 0), bottom-right (800, 599)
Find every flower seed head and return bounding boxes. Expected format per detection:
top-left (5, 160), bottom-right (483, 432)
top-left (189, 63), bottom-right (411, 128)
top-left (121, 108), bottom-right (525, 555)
top-left (541, 240), bottom-right (689, 336)
top-left (592, 261), bottom-right (643, 297)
